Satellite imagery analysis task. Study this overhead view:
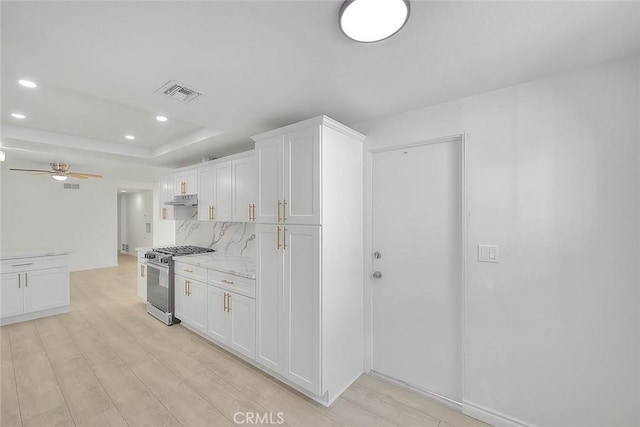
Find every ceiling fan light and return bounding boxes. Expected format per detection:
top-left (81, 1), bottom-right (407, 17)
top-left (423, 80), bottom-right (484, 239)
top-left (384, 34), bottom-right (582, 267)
top-left (339, 0), bottom-right (410, 43)
top-left (0, 151), bottom-right (5, 162)
top-left (52, 174), bottom-right (68, 181)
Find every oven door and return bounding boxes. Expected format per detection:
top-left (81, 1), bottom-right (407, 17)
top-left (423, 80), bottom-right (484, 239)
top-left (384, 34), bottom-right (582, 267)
top-left (146, 262), bottom-right (170, 313)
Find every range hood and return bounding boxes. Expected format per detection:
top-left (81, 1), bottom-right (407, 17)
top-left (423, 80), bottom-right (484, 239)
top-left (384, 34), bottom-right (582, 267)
top-left (164, 194), bottom-right (198, 207)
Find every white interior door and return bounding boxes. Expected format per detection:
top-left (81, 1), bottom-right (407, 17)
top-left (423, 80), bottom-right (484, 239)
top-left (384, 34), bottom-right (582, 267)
top-left (371, 139), bottom-right (463, 403)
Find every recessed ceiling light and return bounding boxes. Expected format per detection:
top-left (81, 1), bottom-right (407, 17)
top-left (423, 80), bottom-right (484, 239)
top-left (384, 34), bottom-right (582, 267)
top-left (120, 190), bottom-right (127, 193)
top-left (18, 79), bottom-right (38, 89)
top-left (339, 0), bottom-right (410, 43)
top-left (156, 115), bottom-right (168, 122)
top-left (11, 113), bottom-right (26, 119)
top-left (125, 135), bottom-right (135, 140)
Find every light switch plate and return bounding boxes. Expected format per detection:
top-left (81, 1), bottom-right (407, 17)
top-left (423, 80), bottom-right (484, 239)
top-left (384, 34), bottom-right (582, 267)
top-left (478, 245), bottom-right (499, 263)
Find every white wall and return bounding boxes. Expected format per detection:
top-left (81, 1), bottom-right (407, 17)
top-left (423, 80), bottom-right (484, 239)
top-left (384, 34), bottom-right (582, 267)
top-left (119, 191), bottom-right (153, 254)
top-left (355, 57), bottom-right (639, 426)
top-left (0, 164), bottom-right (119, 271)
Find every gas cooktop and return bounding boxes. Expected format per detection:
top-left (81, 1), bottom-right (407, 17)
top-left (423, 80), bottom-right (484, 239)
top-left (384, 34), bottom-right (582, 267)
top-left (153, 245), bottom-right (215, 256)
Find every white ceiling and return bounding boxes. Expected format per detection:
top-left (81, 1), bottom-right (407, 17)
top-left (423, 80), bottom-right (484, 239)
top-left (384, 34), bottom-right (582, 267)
top-left (2, 1), bottom-right (639, 171)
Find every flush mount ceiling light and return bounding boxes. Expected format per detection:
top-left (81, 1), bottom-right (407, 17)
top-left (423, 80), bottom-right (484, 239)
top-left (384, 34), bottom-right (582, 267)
top-left (339, 0), bottom-right (410, 43)
top-left (125, 135), bottom-right (135, 140)
top-left (18, 79), bottom-right (37, 89)
top-left (156, 115), bottom-right (168, 122)
top-left (52, 173), bottom-right (68, 181)
top-left (11, 113), bottom-right (26, 119)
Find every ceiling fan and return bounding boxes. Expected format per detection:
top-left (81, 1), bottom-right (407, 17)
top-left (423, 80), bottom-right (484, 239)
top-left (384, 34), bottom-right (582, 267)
top-left (9, 163), bottom-right (103, 181)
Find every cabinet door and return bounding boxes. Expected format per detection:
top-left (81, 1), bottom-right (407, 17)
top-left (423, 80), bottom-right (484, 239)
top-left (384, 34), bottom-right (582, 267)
top-left (174, 171), bottom-right (196, 195)
top-left (256, 135), bottom-right (284, 223)
top-left (207, 286), bottom-right (229, 343)
top-left (174, 275), bottom-right (190, 322)
top-left (229, 292), bottom-right (256, 359)
top-left (0, 273), bottom-right (23, 318)
top-left (232, 156), bottom-right (256, 222)
top-left (189, 279), bottom-right (208, 334)
top-left (213, 161), bottom-right (232, 221)
top-left (160, 175), bottom-right (175, 220)
top-left (137, 262), bottom-right (147, 302)
top-left (198, 166), bottom-right (215, 221)
top-left (283, 225), bottom-right (321, 394)
top-left (255, 225), bottom-right (284, 372)
top-left (184, 170), bottom-right (198, 195)
top-left (284, 127), bottom-right (321, 225)
top-left (23, 268), bottom-right (69, 314)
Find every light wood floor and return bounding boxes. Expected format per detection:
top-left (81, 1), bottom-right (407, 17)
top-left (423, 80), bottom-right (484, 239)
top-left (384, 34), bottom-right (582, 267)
top-left (1, 254), bottom-right (488, 427)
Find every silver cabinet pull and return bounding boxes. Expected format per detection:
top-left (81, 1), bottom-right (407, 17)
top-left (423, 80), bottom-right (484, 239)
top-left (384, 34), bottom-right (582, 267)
top-left (11, 262), bottom-right (33, 267)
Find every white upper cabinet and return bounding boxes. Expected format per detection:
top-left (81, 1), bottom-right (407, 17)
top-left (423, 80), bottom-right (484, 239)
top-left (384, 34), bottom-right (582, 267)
top-left (254, 125), bottom-right (321, 225)
top-left (212, 161), bottom-right (232, 222)
top-left (159, 175), bottom-right (175, 220)
top-left (284, 127), bottom-right (321, 225)
top-left (256, 136), bottom-right (284, 224)
top-left (175, 169), bottom-right (198, 195)
top-left (198, 155), bottom-right (254, 222)
top-left (198, 166), bottom-right (215, 221)
top-left (232, 155), bottom-right (256, 222)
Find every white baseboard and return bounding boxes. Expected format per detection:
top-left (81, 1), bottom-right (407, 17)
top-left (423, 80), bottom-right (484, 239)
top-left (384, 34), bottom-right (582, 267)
top-left (1, 306), bottom-right (69, 326)
top-left (463, 400), bottom-right (533, 427)
top-left (369, 370), bottom-right (462, 411)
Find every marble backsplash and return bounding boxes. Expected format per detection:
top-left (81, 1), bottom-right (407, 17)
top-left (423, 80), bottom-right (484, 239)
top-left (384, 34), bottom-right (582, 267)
top-left (175, 210), bottom-right (255, 257)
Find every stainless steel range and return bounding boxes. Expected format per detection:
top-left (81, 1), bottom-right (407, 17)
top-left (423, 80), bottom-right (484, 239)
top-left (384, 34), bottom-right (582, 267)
top-left (145, 245), bottom-right (214, 325)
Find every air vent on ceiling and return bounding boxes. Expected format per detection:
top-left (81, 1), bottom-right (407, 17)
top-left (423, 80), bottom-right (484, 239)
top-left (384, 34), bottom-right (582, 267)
top-left (64, 183), bottom-right (80, 190)
top-left (156, 80), bottom-right (202, 104)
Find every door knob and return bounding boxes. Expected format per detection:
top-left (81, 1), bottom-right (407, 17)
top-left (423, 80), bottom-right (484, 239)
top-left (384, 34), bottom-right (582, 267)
top-left (372, 271), bottom-right (382, 279)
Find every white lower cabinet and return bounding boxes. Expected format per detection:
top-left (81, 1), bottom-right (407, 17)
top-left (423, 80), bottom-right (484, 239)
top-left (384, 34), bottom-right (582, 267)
top-left (0, 273), bottom-right (23, 318)
top-left (208, 286), bottom-right (255, 359)
top-left (256, 224), bottom-right (321, 395)
top-left (207, 286), bottom-right (229, 342)
top-left (23, 268), bottom-right (69, 313)
top-left (0, 254), bottom-right (70, 325)
top-left (137, 255), bottom-right (147, 302)
top-left (174, 274), bottom-right (208, 335)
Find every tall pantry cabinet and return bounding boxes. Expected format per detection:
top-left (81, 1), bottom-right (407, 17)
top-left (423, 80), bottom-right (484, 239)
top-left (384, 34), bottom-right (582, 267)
top-left (252, 116), bottom-right (364, 405)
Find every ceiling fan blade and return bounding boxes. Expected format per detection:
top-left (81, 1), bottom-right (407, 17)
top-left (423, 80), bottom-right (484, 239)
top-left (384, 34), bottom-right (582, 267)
top-left (9, 168), bottom-right (52, 173)
top-left (70, 172), bottom-right (103, 178)
top-left (31, 172), bottom-right (54, 175)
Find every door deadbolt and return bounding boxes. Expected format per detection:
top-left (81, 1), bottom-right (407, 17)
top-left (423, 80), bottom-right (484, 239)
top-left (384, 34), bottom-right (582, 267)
top-left (372, 271), bottom-right (382, 279)
top-left (373, 251), bottom-right (382, 259)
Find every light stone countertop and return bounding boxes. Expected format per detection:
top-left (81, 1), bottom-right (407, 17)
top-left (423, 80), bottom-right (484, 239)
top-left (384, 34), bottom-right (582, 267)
top-left (0, 249), bottom-right (74, 261)
top-left (173, 252), bottom-right (256, 280)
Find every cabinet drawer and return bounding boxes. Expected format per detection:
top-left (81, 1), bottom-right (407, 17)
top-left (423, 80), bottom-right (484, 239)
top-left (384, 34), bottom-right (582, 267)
top-left (1, 256), bottom-right (68, 274)
top-left (174, 262), bottom-right (207, 283)
top-left (208, 270), bottom-right (255, 299)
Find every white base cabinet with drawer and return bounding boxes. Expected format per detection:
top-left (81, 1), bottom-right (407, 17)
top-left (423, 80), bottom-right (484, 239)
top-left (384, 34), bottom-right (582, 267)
top-left (0, 254), bottom-right (70, 325)
top-left (175, 274), bottom-right (208, 335)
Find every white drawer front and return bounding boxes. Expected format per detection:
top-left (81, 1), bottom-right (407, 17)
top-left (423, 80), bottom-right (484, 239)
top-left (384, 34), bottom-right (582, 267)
top-left (1, 256), bottom-right (68, 274)
top-left (174, 262), bottom-right (208, 283)
top-left (208, 270), bottom-right (255, 299)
